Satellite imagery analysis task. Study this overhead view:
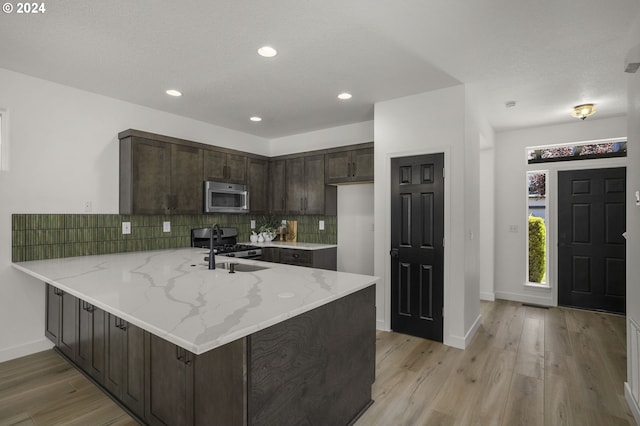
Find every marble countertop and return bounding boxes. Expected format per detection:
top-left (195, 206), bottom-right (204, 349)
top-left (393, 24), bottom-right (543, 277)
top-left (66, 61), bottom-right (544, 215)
top-left (13, 248), bottom-right (377, 355)
top-left (244, 241), bottom-right (337, 250)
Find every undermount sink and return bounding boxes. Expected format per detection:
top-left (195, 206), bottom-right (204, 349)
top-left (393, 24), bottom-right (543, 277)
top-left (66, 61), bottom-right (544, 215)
top-left (215, 262), bottom-right (269, 272)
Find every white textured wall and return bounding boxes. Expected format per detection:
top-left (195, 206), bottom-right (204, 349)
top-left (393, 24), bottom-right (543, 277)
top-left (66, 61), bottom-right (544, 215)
top-left (374, 85), bottom-right (481, 348)
top-left (0, 68), bottom-right (268, 362)
top-left (269, 121), bottom-right (373, 156)
top-left (336, 184), bottom-right (374, 275)
top-left (494, 116), bottom-right (627, 306)
top-left (625, 15), bottom-right (640, 421)
top-left (479, 147), bottom-right (495, 301)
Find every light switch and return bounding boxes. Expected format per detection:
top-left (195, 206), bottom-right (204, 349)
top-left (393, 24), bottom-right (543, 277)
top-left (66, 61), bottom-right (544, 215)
top-left (319, 220), bottom-right (325, 230)
top-left (163, 221), bottom-right (171, 233)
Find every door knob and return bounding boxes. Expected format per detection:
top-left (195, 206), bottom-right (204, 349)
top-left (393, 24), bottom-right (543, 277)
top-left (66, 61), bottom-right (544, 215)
top-left (390, 248), bottom-right (399, 257)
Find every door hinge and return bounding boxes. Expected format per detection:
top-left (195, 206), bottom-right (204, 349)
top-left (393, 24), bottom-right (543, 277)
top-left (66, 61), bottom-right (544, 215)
top-left (442, 237), bottom-right (445, 247)
top-left (442, 306), bottom-right (444, 318)
top-left (442, 167), bottom-right (445, 179)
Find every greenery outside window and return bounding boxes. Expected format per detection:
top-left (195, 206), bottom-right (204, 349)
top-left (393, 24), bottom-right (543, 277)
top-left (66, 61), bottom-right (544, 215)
top-left (527, 171), bottom-right (547, 285)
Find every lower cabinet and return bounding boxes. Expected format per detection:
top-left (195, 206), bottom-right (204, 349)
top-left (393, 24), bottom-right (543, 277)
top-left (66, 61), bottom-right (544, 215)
top-left (104, 314), bottom-right (146, 419)
top-left (45, 284), bottom-right (78, 361)
top-left (145, 334), bottom-right (245, 426)
top-left (77, 301), bottom-right (106, 384)
top-left (264, 247), bottom-right (337, 270)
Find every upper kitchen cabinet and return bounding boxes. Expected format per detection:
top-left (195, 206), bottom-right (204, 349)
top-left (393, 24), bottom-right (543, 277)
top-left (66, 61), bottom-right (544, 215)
top-left (325, 146), bottom-right (374, 184)
top-left (203, 150), bottom-right (246, 184)
top-left (269, 159), bottom-right (286, 215)
top-left (247, 157), bottom-right (269, 214)
top-left (285, 154), bottom-right (336, 215)
top-left (119, 131), bottom-right (203, 215)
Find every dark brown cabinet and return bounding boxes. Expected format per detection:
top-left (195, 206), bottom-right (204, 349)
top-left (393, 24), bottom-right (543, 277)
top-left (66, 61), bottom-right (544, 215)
top-left (285, 154), bottom-right (335, 215)
top-left (104, 314), bottom-right (146, 419)
top-left (119, 136), bottom-right (203, 215)
top-left (77, 301), bottom-right (106, 384)
top-left (269, 159), bottom-right (286, 214)
top-left (146, 334), bottom-right (245, 426)
top-left (204, 150), bottom-right (246, 184)
top-left (45, 284), bottom-right (79, 361)
top-left (325, 147), bottom-right (374, 184)
top-left (247, 157), bottom-right (269, 214)
top-left (262, 247), bottom-right (337, 270)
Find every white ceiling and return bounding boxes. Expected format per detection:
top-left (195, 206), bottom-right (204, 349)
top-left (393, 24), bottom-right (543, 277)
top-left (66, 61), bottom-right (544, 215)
top-left (1, 1), bottom-right (638, 139)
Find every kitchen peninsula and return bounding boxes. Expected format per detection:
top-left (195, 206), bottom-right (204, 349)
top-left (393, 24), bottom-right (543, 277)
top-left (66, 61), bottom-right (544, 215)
top-left (13, 248), bottom-right (377, 425)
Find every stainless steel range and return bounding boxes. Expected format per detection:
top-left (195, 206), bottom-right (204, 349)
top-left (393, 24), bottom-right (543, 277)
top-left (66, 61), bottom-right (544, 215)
top-left (190, 227), bottom-right (262, 259)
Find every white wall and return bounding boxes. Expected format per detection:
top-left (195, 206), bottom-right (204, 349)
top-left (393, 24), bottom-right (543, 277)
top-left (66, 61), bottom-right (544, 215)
top-left (494, 116), bottom-right (627, 306)
top-left (373, 85), bottom-right (482, 349)
top-left (624, 15), bottom-right (640, 422)
top-left (269, 121), bottom-right (373, 156)
top-left (479, 147), bottom-right (495, 301)
top-left (337, 184), bottom-right (374, 275)
top-left (0, 68), bottom-right (268, 362)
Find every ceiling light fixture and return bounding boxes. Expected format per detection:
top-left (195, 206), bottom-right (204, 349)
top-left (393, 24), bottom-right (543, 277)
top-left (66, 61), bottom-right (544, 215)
top-left (250, 116), bottom-right (262, 122)
top-left (337, 92), bottom-right (352, 100)
top-left (165, 89), bottom-right (182, 97)
top-left (257, 46), bottom-right (277, 58)
top-left (572, 103), bottom-right (596, 120)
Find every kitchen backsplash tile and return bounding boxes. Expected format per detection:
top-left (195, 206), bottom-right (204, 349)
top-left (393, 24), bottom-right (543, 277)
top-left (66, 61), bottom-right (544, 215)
top-left (12, 213), bottom-right (337, 262)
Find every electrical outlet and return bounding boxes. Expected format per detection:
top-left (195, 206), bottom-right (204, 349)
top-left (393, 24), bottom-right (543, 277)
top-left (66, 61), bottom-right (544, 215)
top-left (83, 201), bottom-right (92, 213)
top-left (319, 220), bottom-right (325, 230)
top-left (509, 225), bottom-right (518, 233)
top-left (250, 220), bottom-right (256, 229)
top-left (163, 221), bottom-right (171, 233)
top-left (122, 222), bottom-right (131, 235)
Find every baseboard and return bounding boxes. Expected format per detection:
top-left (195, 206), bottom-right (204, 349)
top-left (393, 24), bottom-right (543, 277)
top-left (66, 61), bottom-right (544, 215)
top-left (376, 319), bottom-right (390, 332)
top-left (494, 291), bottom-right (553, 307)
top-left (480, 291), bottom-right (495, 301)
top-left (465, 314), bottom-right (482, 347)
top-left (625, 382), bottom-right (640, 425)
top-left (0, 338), bottom-right (54, 363)
top-left (444, 314), bottom-right (482, 350)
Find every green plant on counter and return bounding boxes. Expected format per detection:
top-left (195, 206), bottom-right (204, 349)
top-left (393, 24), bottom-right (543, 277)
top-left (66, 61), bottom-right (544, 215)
top-left (528, 215), bottom-right (546, 283)
top-left (257, 216), bottom-right (280, 233)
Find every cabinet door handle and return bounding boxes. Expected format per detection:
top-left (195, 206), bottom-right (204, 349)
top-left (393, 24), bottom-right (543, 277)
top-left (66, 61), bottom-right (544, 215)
top-left (293, 253), bottom-right (300, 259)
top-left (281, 198), bottom-right (285, 211)
top-left (352, 161), bottom-right (356, 177)
top-left (176, 346), bottom-right (184, 361)
top-left (184, 352), bottom-right (192, 366)
top-left (304, 198), bottom-right (308, 210)
top-left (300, 197), bottom-right (303, 211)
top-left (347, 162), bottom-right (351, 178)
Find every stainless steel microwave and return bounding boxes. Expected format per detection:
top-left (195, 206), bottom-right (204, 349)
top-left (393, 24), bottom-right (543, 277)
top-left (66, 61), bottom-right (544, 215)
top-left (204, 181), bottom-right (249, 213)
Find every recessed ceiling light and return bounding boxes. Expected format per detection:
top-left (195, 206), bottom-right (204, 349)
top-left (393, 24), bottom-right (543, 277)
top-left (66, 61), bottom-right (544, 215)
top-left (257, 46), bottom-right (277, 58)
top-left (250, 116), bottom-right (262, 122)
top-left (337, 92), bottom-right (352, 100)
top-left (165, 89), bottom-right (182, 97)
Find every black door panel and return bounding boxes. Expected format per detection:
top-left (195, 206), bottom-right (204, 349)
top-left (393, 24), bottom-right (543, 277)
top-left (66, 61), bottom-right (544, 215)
top-left (391, 153), bottom-right (444, 341)
top-left (558, 167), bottom-right (626, 313)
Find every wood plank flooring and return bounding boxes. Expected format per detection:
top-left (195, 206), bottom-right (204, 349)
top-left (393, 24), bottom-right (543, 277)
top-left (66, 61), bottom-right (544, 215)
top-left (0, 300), bottom-right (634, 425)
top-left (356, 300), bottom-right (635, 426)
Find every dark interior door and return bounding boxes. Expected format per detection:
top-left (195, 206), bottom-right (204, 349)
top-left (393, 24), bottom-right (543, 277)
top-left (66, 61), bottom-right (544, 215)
top-left (558, 167), bottom-right (626, 313)
top-left (390, 153), bottom-right (444, 341)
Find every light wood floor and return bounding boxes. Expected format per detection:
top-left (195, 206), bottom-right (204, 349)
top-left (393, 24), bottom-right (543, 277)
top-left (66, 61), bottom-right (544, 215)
top-left (0, 300), bottom-right (634, 425)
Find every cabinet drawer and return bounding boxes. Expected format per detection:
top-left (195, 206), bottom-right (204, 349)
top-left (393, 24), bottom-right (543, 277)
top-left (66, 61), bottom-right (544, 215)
top-left (278, 249), bottom-right (312, 267)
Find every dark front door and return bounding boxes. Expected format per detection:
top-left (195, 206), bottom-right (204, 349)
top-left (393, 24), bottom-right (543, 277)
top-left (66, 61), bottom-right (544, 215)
top-left (390, 153), bottom-right (444, 341)
top-left (558, 167), bottom-right (626, 313)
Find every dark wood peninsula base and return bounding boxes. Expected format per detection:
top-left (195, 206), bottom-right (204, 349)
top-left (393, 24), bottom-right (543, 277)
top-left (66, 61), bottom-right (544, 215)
top-left (46, 284), bottom-right (376, 425)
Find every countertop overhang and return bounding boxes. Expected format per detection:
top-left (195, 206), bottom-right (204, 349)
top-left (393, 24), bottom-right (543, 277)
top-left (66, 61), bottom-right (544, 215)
top-left (13, 248), bottom-right (377, 355)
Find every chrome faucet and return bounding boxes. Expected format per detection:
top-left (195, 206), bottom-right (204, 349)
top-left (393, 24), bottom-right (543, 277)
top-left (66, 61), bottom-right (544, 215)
top-left (208, 224), bottom-right (221, 270)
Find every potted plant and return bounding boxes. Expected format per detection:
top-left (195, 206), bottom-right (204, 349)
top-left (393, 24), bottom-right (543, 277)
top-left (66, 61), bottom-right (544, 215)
top-left (257, 216), bottom-right (280, 241)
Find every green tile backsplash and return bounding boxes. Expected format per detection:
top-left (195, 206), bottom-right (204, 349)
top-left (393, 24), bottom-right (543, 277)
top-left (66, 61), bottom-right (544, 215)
top-left (12, 214), bottom-right (337, 262)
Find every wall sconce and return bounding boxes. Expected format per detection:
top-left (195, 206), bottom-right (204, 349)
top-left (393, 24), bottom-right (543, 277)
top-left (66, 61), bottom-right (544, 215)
top-left (572, 104), bottom-right (596, 120)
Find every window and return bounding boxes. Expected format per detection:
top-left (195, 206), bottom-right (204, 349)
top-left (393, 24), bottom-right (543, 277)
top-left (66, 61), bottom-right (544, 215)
top-left (527, 171), bottom-right (548, 285)
top-left (527, 139), bottom-right (626, 164)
